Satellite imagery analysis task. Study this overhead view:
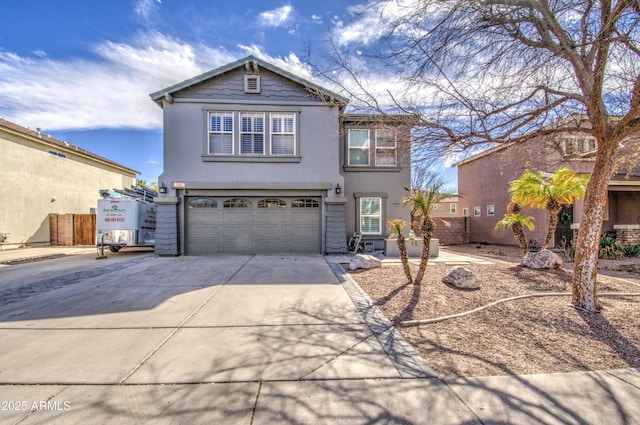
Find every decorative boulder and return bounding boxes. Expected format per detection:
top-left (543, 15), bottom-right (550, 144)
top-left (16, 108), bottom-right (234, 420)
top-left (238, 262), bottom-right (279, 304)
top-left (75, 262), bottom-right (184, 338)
top-left (348, 254), bottom-right (382, 271)
top-left (442, 266), bottom-right (480, 289)
top-left (521, 249), bottom-right (563, 269)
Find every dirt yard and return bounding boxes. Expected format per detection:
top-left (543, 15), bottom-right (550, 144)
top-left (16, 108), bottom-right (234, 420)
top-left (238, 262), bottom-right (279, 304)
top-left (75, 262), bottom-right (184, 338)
top-left (349, 244), bottom-right (640, 379)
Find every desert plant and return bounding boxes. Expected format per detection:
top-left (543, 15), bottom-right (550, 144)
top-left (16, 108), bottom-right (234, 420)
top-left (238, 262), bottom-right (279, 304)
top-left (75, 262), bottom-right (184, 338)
top-left (622, 243), bottom-right (640, 258)
top-left (403, 180), bottom-right (456, 285)
top-left (495, 205), bottom-right (535, 254)
top-left (558, 236), bottom-right (576, 263)
top-left (599, 243), bottom-right (625, 260)
top-left (509, 168), bottom-right (589, 249)
top-left (387, 218), bottom-right (413, 283)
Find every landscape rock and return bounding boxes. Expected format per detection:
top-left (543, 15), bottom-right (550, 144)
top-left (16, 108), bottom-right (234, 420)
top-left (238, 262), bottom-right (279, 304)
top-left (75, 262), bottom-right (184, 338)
top-left (521, 249), bottom-right (563, 269)
top-left (442, 266), bottom-right (480, 289)
top-left (348, 254), bottom-right (381, 271)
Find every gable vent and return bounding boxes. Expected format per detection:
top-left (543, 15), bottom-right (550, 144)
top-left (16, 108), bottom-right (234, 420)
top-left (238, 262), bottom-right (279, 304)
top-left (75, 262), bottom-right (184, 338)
top-left (244, 60), bottom-right (261, 94)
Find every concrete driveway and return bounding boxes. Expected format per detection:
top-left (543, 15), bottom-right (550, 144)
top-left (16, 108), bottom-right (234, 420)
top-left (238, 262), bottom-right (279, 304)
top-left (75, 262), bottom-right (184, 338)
top-left (0, 252), bottom-right (480, 424)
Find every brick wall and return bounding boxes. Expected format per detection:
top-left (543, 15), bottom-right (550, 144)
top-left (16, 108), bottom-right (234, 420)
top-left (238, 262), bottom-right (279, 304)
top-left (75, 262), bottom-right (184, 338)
top-left (433, 217), bottom-right (468, 245)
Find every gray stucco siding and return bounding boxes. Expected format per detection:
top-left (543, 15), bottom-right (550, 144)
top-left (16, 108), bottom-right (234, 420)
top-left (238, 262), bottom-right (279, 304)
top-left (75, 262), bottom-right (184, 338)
top-left (158, 102), bottom-right (343, 189)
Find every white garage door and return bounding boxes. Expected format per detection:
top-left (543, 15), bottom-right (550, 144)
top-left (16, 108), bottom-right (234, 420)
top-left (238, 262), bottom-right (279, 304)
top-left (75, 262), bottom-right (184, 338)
top-left (186, 196), bottom-right (322, 254)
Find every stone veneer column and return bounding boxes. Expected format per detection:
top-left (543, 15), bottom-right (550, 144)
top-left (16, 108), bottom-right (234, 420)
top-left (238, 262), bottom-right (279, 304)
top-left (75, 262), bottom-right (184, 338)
top-left (154, 197), bottom-right (180, 256)
top-left (325, 198), bottom-right (348, 253)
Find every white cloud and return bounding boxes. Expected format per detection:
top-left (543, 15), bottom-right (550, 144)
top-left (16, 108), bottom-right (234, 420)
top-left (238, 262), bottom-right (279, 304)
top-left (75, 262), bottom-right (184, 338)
top-left (311, 14), bottom-right (323, 24)
top-left (134, 0), bottom-right (161, 23)
top-left (333, 0), bottom-right (434, 46)
top-left (0, 31), bottom-right (237, 131)
top-left (258, 4), bottom-right (293, 27)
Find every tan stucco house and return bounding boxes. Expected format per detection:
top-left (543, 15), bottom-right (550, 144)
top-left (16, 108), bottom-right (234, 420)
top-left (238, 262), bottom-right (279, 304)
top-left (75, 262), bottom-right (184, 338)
top-left (0, 118), bottom-right (138, 249)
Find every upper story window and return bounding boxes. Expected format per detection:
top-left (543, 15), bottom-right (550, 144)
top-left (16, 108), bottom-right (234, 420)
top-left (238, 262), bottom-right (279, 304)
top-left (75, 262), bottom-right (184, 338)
top-left (561, 135), bottom-right (597, 156)
top-left (240, 113), bottom-right (264, 155)
top-left (209, 112), bottom-right (234, 155)
top-left (271, 113), bottom-right (295, 155)
top-left (375, 130), bottom-right (397, 166)
top-left (450, 203), bottom-right (457, 214)
top-left (348, 129), bottom-right (370, 165)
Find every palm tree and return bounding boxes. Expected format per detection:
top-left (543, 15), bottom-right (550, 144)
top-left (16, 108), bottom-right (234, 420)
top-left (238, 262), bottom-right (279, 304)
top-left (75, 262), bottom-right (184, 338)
top-left (387, 218), bottom-right (413, 283)
top-left (403, 176), bottom-right (457, 285)
top-left (495, 202), bottom-right (535, 254)
top-left (509, 168), bottom-right (589, 249)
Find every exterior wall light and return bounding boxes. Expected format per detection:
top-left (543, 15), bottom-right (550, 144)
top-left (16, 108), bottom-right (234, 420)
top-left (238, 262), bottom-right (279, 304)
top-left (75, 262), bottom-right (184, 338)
top-left (335, 183), bottom-right (342, 195)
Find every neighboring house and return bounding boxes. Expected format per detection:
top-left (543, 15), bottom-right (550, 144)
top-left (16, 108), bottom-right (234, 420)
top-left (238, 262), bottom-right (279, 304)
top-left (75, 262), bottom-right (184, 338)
top-left (150, 56), bottom-right (412, 256)
top-left (432, 196), bottom-right (459, 218)
top-left (0, 118), bottom-right (138, 249)
top-left (454, 127), bottom-right (640, 247)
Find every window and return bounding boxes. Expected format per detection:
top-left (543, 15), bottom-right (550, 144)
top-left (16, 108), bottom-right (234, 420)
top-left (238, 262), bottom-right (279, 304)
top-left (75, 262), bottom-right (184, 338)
top-left (375, 130), bottom-right (397, 166)
top-left (360, 197), bottom-right (381, 234)
top-left (49, 150), bottom-right (66, 158)
top-left (271, 113), bottom-right (295, 155)
top-left (240, 112), bottom-right (264, 154)
top-left (474, 206), bottom-right (481, 217)
top-left (258, 198), bottom-right (286, 208)
top-left (292, 198), bottom-right (319, 208)
top-left (462, 208), bottom-right (469, 217)
top-left (487, 205), bottom-right (495, 216)
top-left (348, 129), bottom-right (370, 165)
top-left (189, 198), bottom-right (217, 208)
top-left (450, 203), bottom-right (457, 214)
top-left (209, 112), bottom-right (234, 155)
top-left (224, 198), bottom-right (252, 208)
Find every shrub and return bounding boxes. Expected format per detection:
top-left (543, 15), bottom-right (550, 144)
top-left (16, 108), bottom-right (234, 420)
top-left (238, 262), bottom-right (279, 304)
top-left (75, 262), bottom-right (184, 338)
top-left (622, 243), bottom-right (640, 258)
top-left (599, 243), bottom-right (625, 260)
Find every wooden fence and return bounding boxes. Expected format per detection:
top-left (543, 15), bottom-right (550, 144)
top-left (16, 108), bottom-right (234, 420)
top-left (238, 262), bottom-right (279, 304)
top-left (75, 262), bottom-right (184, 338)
top-left (50, 214), bottom-right (96, 246)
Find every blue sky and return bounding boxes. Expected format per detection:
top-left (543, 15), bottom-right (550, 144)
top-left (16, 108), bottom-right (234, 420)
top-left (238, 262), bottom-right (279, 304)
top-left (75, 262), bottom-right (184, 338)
top-left (0, 0), bottom-right (457, 187)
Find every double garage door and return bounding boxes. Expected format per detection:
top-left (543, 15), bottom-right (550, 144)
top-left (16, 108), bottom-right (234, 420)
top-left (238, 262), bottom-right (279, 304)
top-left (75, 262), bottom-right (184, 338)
top-left (186, 196), bottom-right (322, 254)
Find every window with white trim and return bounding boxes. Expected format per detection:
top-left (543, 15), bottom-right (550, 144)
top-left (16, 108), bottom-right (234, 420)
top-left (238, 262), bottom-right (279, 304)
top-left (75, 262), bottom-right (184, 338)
top-left (240, 112), bottom-right (264, 154)
top-left (208, 112), bottom-right (233, 155)
top-left (271, 113), bottom-right (295, 155)
top-left (348, 129), bottom-right (370, 165)
top-left (375, 130), bottom-right (397, 166)
top-left (487, 205), bottom-right (495, 216)
top-left (462, 208), bottom-right (469, 217)
top-left (450, 203), bottom-right (457, 214)
top-left (360, 197), bottom-right (382, 234)
top-left (474, 206), bottom-right (481, 217)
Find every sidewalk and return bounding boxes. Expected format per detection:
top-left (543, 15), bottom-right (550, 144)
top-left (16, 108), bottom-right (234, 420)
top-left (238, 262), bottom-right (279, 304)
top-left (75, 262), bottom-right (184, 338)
top-left (1, 249), bottom-right (639, 424)
top-left (0, 246), bottom-right (97, 265)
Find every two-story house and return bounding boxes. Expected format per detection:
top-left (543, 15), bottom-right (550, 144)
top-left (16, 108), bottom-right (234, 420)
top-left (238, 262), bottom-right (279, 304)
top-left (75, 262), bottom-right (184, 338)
top-left (150, 56), bottom-right (411, 256)
top-left (454, 126), bottom-right (640, 247)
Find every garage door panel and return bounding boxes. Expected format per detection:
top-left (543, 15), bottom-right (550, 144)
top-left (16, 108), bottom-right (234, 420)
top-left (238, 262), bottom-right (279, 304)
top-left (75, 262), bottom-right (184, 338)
top-left (187, 196), bottom-right (321, 255)
top-left (222, 211), bottom-right (254, 224)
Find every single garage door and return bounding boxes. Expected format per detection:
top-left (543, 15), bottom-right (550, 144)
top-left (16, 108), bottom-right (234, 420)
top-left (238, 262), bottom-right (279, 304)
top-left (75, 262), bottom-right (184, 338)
top-left (186, 196), bottom-right (322, 254)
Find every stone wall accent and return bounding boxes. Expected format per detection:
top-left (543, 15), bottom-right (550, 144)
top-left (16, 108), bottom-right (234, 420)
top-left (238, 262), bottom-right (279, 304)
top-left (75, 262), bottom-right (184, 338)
top-left (614, 225), bottom-right (640, 244)
top-left (325, 202), bottom-right (348, 253)
top-left (433, 217), bottom-right (468, 245)
top-left (154, 200), bottom-right (180, 256)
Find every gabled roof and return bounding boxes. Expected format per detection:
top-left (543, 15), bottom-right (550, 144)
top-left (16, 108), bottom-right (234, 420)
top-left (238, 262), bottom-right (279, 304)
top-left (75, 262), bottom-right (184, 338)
top-left (149, 55), bottom-right (349, 107)
top-left (0, 118), bottom-right (139, 176)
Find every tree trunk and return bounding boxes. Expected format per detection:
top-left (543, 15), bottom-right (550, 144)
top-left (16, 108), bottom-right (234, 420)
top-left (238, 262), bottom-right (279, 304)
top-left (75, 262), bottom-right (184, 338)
top-left (572, 142), bottom-right (617, 311)
top-left (414, 216), bottom-right (434, 285)
top-left (543, 204), bottom-right (562, 249)
top-left (397, 233), bottom-right (413, 283)
top-left (512, 223), bottom-right (528, 254)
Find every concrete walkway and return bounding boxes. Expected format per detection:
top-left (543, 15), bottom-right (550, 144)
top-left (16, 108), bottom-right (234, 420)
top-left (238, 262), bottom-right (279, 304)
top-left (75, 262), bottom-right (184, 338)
top-left (0, 248), bottom-right (638, 424)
